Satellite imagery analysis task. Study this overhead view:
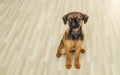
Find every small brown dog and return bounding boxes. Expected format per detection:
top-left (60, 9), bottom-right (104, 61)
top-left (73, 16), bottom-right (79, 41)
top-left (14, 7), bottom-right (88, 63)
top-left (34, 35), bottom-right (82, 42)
top-left (56, 12), bottom-right (89, 69)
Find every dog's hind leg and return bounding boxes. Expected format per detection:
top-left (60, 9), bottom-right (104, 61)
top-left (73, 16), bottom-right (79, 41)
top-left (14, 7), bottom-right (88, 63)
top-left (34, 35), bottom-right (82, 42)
top-left (56, 40), bottom-right (65, 57)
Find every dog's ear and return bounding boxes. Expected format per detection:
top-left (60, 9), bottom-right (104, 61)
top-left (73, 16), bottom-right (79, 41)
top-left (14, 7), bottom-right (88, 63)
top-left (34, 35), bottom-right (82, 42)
top-left (82, 14), bottom-right (89, 24)
top-left (62, 15), bottom-right (67, 25)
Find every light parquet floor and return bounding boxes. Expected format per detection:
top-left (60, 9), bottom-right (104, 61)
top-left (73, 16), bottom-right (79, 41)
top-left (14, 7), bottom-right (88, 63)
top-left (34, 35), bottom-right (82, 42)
top-left (0, 0), bottom-right (120, 75)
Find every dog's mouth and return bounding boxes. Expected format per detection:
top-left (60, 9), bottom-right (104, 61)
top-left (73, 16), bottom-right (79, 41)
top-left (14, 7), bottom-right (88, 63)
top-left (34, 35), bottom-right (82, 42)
top-left (70, 24), bottom-right (79, 28)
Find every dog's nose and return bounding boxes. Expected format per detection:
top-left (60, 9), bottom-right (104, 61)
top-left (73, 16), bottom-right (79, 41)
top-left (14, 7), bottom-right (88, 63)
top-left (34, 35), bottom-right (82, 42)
top-left (71, 22), bottom-right (76, 27)
top-left (71, 22), bottom-right (79, 28)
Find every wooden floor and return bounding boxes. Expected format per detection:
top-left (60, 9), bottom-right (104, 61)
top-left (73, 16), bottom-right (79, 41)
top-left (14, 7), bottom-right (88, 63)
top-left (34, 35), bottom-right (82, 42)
top-left (0, 0), bottom-right (120, 75)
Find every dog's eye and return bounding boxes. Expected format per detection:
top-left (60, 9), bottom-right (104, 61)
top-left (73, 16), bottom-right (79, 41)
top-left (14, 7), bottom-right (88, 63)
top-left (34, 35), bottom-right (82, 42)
top-left (76, 18), bottom-right (80, 22)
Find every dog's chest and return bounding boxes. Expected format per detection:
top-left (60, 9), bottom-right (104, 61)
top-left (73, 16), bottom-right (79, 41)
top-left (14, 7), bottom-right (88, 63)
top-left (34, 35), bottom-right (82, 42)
top-left (68, 29), bottom-right (83, 41)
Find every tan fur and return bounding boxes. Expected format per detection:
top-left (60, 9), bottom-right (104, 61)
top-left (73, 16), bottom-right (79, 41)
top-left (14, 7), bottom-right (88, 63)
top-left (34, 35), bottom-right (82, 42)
top-left (56, 12), bottom-right (87, 69)
top-left (56, 28), bottom-right (85, 69)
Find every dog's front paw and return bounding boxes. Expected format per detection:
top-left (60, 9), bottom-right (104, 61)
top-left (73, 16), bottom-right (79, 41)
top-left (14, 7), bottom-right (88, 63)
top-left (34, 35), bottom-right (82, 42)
top-left (75, 63), bottom-right (80, 69)
top-left (74, 61), bottom-right (80, 69)
top-left (81, 49), bottom-right (86, 53)
top-left (66, 63), bottom-right (71, 69)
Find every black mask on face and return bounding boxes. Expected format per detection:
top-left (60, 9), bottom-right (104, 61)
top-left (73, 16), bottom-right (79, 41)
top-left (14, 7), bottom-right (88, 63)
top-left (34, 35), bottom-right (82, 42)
top-left (69, 17), bottom-right (80, 28)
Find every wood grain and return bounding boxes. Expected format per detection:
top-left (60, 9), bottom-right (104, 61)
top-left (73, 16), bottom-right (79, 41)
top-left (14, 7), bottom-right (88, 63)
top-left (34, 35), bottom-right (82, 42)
top-left (0, 0), bottom-right (120, 75)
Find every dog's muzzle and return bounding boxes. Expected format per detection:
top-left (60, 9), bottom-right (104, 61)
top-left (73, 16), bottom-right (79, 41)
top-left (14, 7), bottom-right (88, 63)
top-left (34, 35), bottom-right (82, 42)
top-left (69, 18), bottom-right (79, 28)
top-left (70, 22), bottom-right (79, 28)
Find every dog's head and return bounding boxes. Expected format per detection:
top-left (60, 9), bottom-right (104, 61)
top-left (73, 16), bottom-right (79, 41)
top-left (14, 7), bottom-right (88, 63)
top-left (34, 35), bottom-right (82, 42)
top-left (62, 12), bottom-right (89, 30)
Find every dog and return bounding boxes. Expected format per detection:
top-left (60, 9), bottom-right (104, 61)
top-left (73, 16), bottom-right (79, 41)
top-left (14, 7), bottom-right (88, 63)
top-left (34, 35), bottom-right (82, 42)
top-left (56, 12), bottom-right (89, 69)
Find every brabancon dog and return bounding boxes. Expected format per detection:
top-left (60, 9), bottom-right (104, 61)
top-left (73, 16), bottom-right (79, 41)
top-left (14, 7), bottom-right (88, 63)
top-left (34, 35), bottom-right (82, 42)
top-left (56, 12), bottom-right (89, 69)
